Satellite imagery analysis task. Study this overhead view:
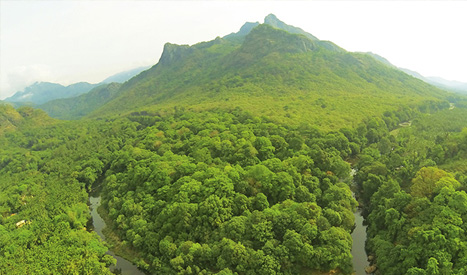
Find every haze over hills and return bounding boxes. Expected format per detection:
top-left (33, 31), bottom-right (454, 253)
top-left (404, 71), bottom-right (467, 95)
top-left (38, 82), bottom-right (122, 120)
top-left (4, 82), bottom-right (98, 105)
top-left (364, 52), bottom-right (467, 95)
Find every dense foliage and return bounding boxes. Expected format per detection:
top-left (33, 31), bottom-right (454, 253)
top-left (1, 96), bottom-right (465, 275)
top-left (354, 107), bottom-right (467, 274)
top-left (100, 109), bottom-right (358, 274)
top-left (0, 109), bottom-right (116, 274)
top-left (0, 105), bottom-right (359, 274)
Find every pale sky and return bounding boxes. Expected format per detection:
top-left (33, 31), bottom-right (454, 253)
top-left (1, 1), bottom-right (467, 99)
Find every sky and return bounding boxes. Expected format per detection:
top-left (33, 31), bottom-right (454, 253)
top-left (1, 1), bottom-right (467, 99)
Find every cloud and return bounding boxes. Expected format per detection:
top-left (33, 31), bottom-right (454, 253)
top-left (0, 64), bottom-right (53, 99)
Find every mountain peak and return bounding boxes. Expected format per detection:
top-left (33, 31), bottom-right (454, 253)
top-left (264, 13), bottom-right (280, 24)
top-left (158, 43), bottom-right (192, 65)
top-left (225, 14), bottom-right (318, 42)
top-left (263, 14), bottom-right (318, 41)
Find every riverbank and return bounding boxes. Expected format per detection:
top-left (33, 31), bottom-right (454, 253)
top-left (97, 202), bottom-right (145, 266)
top-left (351, 208), bottom-right (369, 275)
top-left (350, 168), bottom-right (371, 275)
top-left (89, 195), bottom-right (147, 275)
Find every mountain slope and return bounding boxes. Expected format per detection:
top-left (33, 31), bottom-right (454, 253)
top-left (37, 83), bottom-right (122, 120)
top-left (0, 104), bottom-right (22, 134)
top-left (89, 16), bottom-right (449, 130)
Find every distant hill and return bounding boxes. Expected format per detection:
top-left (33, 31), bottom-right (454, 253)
top-left (4, 82), bottom-right (98, 105)
top-left (88, 15), bottom-right (449, 130)
top-left (400, 70), bottom-right (467, 95)
top-left (364, 52), bottom-right (467, 95)
top-left (38, 82), bottom-right (122, 120)
top-left (424, 77), bottom-right (467, 95)
top-left (4, 66), bottom-right (149, 107)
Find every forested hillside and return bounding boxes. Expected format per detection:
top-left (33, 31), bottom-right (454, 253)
top-left (1, 14), bottom-right (466, 275)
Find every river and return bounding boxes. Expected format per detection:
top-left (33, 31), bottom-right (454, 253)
top-left (350, 167), bottom-right (371, 275)
top-left (351, 207), bottom-right (369, 275)
top-left (89, 196), bottom-right (146, 275)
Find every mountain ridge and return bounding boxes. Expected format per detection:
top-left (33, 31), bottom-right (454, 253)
top-left (16, 14), bottom-right (457, 126)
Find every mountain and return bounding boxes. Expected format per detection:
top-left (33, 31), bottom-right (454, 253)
top-left (88, 15), bottom-right (449, 130)
top-left (37, 82), bottom-right (122, 120)
top-left (4, 82), bottom-right (98, 105)
top-left (101, 66), bottom-right (150, 84)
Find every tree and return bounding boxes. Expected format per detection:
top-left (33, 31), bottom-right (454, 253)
top-left (411, 167), bottom-right (460, 199)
